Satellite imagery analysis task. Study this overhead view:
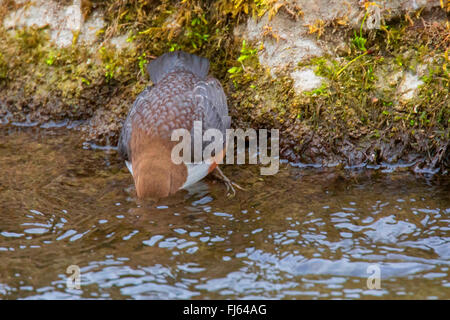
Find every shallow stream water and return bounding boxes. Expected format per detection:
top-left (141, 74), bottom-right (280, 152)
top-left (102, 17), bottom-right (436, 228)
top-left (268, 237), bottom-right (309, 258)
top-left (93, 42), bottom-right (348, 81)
top-left (0, 126), bottom-right (449, 299)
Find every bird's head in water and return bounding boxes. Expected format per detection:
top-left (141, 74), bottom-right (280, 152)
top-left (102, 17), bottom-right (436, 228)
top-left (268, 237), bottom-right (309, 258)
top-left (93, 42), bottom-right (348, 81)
top-left (130, 126), bottom-right (187, 199)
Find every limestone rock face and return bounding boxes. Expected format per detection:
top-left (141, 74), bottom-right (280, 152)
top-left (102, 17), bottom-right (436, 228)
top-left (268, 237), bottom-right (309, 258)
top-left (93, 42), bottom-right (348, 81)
top-left (234, 0), bottom-right (441, 93)
top-left (3, 0), bottom-right (104, 47)
top-left (4, 0), bottom-right (441, 55)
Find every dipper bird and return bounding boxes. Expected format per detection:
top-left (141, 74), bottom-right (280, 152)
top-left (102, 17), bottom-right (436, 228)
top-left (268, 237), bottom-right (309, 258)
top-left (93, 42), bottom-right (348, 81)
top-left (118, 51), bottom-right (236, 199)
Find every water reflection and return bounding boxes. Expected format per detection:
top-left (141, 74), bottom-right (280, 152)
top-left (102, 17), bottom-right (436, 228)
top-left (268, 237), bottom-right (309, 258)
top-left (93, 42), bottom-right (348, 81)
top-left (0, 126), bottom-right (449, 299)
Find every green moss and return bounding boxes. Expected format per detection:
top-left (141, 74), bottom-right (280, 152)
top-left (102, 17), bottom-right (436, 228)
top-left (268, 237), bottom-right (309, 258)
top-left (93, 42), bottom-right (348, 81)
top-left (0, 52), bottom-right (7, 80)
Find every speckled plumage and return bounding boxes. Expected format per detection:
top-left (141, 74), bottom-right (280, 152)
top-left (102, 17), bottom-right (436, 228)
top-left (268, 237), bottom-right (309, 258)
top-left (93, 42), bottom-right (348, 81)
top-left (117, 51), bottom-right (230, 198)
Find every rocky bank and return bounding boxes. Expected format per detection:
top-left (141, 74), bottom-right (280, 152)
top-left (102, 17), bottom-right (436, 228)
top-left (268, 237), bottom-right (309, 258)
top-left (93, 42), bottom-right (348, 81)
top-left (0, 0), bottom-right (448, 171)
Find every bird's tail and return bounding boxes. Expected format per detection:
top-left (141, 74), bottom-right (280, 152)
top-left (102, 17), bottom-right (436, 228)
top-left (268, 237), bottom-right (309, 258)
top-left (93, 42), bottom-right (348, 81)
top-left (147, 51), bottom-right (210, 84)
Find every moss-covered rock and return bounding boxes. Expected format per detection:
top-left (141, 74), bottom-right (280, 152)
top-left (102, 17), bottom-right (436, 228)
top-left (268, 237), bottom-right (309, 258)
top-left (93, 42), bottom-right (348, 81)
top-left (0, 0), bottom-right (448, 171)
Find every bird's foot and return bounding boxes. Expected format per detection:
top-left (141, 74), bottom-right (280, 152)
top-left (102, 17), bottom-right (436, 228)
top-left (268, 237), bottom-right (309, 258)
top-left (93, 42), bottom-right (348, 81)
top-left (211, 166), bottom-right (245, 197)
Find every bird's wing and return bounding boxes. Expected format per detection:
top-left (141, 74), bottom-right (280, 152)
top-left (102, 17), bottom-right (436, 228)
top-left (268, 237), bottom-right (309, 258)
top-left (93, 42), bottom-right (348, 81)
top-left (117, 85), bottom-right (153, 161)
top-left (191, 76), bottom-right (231, 160)
top-left (193, 76), bottom-right (231, 137)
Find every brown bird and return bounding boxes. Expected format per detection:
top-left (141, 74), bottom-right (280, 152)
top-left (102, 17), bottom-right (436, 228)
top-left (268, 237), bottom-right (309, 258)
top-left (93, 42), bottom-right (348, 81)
top-left (118, 51), bottom-right (232, 199)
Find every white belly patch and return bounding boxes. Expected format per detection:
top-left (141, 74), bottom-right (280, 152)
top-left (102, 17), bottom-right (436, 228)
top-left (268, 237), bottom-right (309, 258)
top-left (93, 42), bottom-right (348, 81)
top-left (181, 161), bottom-right (213, 189)
top-left (125, 160), bottom-right (133, 176)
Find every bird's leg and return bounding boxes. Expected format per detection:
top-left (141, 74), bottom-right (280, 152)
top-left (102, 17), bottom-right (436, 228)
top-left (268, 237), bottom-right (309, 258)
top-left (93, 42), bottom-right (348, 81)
top-left (211, 166), bottom-right (245, 197)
